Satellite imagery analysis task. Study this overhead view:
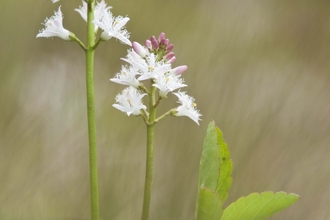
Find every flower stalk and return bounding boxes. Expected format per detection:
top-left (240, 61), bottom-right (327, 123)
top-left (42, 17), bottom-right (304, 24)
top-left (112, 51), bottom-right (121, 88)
top-left (86, 1), bottom-right (100, 220)
top-left (141, 81), bottom-right (157, 220)
top-left (37, 1), bottom-right (132, 219)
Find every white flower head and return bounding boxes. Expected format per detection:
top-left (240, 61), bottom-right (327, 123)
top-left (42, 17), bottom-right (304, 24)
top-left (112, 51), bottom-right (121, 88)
top-left (153, 73), bottom-right (187, 98)
top-left (75, 0), bottom-right (111, 31)
top-left (51, 0), bottom-right (60, 3)
top-left (93, 10), bottom-right (131, 46)
top-left (137, 53), bottom-right (171, 81)
top-left (173, 91), bottom-right (202, 125)
top-left (36, 6), bottom-right (71, 40)
top-left (113, 87), bottom-right (147, 116)
top-left (110, 65), bottom-right (140, 88)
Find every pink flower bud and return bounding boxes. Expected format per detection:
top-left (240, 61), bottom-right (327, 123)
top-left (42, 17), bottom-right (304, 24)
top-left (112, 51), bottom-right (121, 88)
top-left (172, 65), bottom-right (188, 75)
top-left (167, 56), bottom-right (176, 64)
top-left (132, 42), bottom-right (147, 58)
top-left (150, 36), bottom-right (159, 49)
top-left (165, 52), bottom-right (175, 60)
top-left (158, 32), bottom-right (166, 42)
top-left (145, 40), bottom-right (152, 49)
top-left (166, 44), bottom-right (174, 52)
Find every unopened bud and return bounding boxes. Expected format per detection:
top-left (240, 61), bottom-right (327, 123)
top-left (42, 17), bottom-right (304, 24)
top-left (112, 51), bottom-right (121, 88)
top-left (158, 32), bottom-right (166, 42)
top-left (166, 44), bottom-right (174, 52)
top-left (172, 65), bottom-right (188, 75)
top-left (165, 52), bottom-right (175, 60)
top-left (145, 40), bottom-right (152, 49)
top-left (167, 56), bottom-right (176, 64)
top-left (150, 36), bottom-right (159, 49)
top-left (132, 42), bottom-right (147, 58)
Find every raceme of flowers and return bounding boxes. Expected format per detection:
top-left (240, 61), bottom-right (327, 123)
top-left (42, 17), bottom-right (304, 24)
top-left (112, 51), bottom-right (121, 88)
top-left (111, 33), bottom-right (202, 125)
top-left (37, 0), bottom-right (131, 46)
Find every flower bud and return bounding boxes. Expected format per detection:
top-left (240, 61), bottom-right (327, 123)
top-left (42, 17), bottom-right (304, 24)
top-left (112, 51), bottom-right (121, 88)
top-left (166, 44), bottom-right (174, 52)
top-left (150, 36), bottom-right (159, 49)
top-left (172, 65), bottom-right (188, 75)
top-left (132, 42), bottom-right (147, 58)
top-left (158, 32), bottom-right (166, 42)
top-left (165, 52), bottom-right (175, 61)
top-left (145, 40), bottom-right (152, 49)
top-left (167, 56), bottom-right (176, 64)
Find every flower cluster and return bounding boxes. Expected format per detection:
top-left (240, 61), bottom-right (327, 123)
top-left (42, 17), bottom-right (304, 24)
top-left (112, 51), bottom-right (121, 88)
top-left (112, 33), bottom-right (202, 125)
top-left (37, 0), bottom-right (131, 46)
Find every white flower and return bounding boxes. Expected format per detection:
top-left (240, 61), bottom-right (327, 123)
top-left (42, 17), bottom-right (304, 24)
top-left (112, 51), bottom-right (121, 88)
top-left (137, 53), bottom-right (171, 81)
top-left (51, 0), bottom-right (60, 3)
top-left (173, 91), bottom-right (202, 125)
top-left (36, 6), bottom-right (71, 40)
top-left (93, 10), bottom-right (131, 46)
top-left (121, 49), bottom-right (147, 69)
top-left (110, 65), bottom-right (140, 88)
top-left (153, 74), bottom-right (187, 97)
top-left (113, 87), bottom-right (147, 116)
top-left (75, 0), bottom-right (111, 31)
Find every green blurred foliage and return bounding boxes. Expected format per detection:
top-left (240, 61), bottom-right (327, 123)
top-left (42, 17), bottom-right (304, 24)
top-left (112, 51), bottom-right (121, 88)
top-left (1, 0), bottom-right (330, 219)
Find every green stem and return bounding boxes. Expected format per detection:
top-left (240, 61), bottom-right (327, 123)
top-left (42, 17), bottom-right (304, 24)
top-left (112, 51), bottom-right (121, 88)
top-left (86, 2), bottom-right (99, 220)
top-left (154, 109), bottom-right (175, 123)
top-left (70, 33), bottom-right (87, 51)
top-left (141, 81), bottom-right (157, 220)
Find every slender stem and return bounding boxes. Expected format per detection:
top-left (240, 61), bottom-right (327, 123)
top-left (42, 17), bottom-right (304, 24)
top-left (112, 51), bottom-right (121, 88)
top-left (154, 109), bottom-right (175, 123)
top-left (86, 2), bottom-right (99, 220)
top-left (141, 80), bottom-right (157, 220)
top-left (92, 38), bottom-right (102, 50)
top-left (70, 33), bottom-right (87, 51)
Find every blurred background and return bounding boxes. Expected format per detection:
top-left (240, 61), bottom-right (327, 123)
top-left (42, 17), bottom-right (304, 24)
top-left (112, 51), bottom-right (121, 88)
top-left (1, 0), bottom-right (330, 219)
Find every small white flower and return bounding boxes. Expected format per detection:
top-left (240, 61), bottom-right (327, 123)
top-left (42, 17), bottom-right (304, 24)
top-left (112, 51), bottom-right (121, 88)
top-left (121, 49), bottom-right (147, 69)
top-left (75, 0), bottom-right (111, 31)
top-left (153, 74), bottom-right (187, 97)
top-left (75, 1), bottom-right (88, 21)
top-left (110, 65), bottom-right (140, 88)
top-left (113, 87), bottom-right (147, 116)
top-left (51, 0), bottom-right (60, 3)
top-left (36, 6), bottom-right (71, 40)
top-left (93, 10), bottom-right (131, 45)
top-left (137, 53), bottom-right (171, 81)
top-left (173, 91), bottom-right (202, 125)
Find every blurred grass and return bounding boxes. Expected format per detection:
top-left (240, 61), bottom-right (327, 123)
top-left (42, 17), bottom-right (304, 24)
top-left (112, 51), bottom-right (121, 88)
top-left (1, 0), bottom-right (330, 219)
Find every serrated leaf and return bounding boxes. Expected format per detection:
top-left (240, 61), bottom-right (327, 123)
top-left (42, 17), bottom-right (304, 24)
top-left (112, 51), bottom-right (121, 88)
top-left (196, 186), bottom-right (223, 220)
top-left (220, 191), bottom-right (299, 220)
top-left (215, 127), bottom-right (233, 203)
top-left (197, 121), bottom-right (220, 191)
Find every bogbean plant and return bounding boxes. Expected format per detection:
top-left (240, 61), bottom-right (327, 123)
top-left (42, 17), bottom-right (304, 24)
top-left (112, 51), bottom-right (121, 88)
top-left (37, 1), bottom-right (299, 220)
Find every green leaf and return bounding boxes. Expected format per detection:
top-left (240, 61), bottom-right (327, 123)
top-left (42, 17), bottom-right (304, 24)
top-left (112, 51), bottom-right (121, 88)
top-left (196, 121), bottom-right (233, 219)
top-left (220, 191), bottom-right (299, 220)
top-left (196, 186), bottom-right (223, 220)
top-left (197, 121), bottom-right (220, 191)
top-left (215, 127), bottom-right (233, 203)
